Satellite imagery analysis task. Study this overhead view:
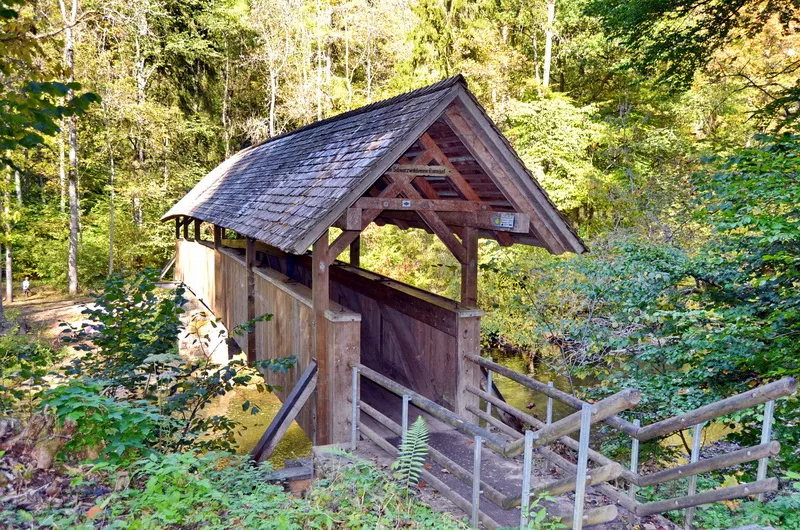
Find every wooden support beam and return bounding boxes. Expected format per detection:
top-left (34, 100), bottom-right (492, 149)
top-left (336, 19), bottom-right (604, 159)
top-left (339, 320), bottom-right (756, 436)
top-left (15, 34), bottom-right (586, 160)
top-left (502, 388), bottom-right (641, 457)
top-left (213, 225), bottom-right (222, 248)
top-left (418, 133), bottom-right (515, 247)
top-left (349, 235), bottom-right (360, 268)
top-left (376, 209), bottom-right (529, 234)
top-left (175, 218), bottom-right (180, 239)
top-left (194, 218), bottom-right (201, 241)
top-left (441, 104), bottom-right (567, 252)
top-left (393, 178), bottom-right (468, 264)
top-left (638, 441), bottom-right (780, 488)
top-left (245, 237), bottom-right (256, 364)
top-left (461, 227), bottom-right (478, 306)
top-left (327, 176), bottom-right (411, 262)
top-left (635, 377), bottom-right (797, 441)
top-left (354, 197), bottom-right (489, 212)
top-left (388, 163), bottom-right (451, 176)
top-left (182, 217), bottom-right (189, 239)
top-left (635, 478), bottom-right (778, 517)
top-left (252, 361), bottom-right (318, 463)
top-left (312, 231), bottom-right (330, 445)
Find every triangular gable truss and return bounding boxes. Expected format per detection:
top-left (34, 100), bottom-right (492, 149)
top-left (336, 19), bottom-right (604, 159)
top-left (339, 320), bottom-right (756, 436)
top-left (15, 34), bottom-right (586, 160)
top-left (163, 76), bottom-right (586, 259)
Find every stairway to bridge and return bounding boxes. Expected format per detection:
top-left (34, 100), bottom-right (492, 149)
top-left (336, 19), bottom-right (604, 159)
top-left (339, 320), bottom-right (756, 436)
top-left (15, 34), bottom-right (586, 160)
top-left (337, 360), bottom-right (796, 530)
top-left (354, 379), bottom-right (626, 530)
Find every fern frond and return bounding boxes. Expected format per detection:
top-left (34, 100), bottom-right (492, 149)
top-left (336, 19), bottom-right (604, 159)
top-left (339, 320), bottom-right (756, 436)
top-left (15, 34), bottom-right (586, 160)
top-left (391, 416), bottom-right (430, 490)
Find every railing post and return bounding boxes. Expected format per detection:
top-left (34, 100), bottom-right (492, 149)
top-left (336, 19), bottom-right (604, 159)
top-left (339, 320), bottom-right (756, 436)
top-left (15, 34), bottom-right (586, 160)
top-left (685, 422), bottom-right (704, 528)
top-left (757, 399), bottom-right (775, 501)
top-left (629, 418), bottom-right (641, 498)
top-left (573, 404), bottom-right (593, 530)
top-left (520, 430), bottom-right (535, 529)
top-left (546, 381), bottom-right (554, 425)
top-left (350, 366), bottom-right (359, 451)
top-left (471, 435), bottom-right (483, 529)
top-left (485, 358), bottom-right (493, 422)
top-left (401, 394), bottom-right (410, 441)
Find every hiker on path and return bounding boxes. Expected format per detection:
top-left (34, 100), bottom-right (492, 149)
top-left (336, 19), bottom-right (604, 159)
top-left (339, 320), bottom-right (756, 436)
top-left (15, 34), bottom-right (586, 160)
top-left (22, 276), bottom-right (30, 297)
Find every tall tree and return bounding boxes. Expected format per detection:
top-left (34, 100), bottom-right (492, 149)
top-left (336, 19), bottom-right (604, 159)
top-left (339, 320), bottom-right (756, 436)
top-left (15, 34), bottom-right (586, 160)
top-left (59, 0), bottom-right (81, 294)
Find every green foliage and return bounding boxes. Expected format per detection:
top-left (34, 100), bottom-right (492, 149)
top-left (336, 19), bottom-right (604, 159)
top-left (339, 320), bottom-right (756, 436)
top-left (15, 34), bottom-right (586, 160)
top-left (588, 0), bottom-right (800, 126)
top-left (704, 474), bottom-right (800, 530)
top-left (498, 130), bottom-right (800, 470)
top-left (40, 378), bottom-right (163, 464)
top-left (0, 334), bottom-right (60, 416)
top-left (514, 493), bottom-right (566, 530)
top-left (2, 451), bottom-right (468, 529)
top-left (59, 268), bottom-right (294, 452)
top-left (392, 416), bottom-right (430, 491)
top-left (64, 268), bottom-right (187, 387)
top-left (0, 0), bottom-right (100, 165)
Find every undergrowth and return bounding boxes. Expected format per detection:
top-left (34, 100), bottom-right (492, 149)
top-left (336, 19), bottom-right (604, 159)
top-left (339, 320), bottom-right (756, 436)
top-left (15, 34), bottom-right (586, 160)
top-left (1, 451), bottom-right (469, 529)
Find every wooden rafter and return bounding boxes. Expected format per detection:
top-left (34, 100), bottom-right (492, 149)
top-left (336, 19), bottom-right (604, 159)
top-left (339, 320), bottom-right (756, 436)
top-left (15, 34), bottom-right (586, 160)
top-left (441, 104), bottom-right (564, 252)
top-left (372, 210), bottom-right (529, 233)
top-left (354, 197), bottom-right (490, 212)
top-left (418, 133), bottom-right (515, 247)
top-left (392, 176), bottom-right (468, 264)
top-left (326, 175), bottom-right (412, 262)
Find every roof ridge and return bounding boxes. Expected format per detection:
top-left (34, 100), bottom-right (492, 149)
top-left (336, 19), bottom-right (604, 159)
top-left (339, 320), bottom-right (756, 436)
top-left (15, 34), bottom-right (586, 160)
top-left (250, 74), bottom-right (467, 149)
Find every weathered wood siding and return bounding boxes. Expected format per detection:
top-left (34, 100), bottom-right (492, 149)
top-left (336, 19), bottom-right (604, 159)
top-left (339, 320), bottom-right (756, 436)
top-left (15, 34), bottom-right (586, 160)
top-left (175, 239), bottom-right (361, 442)
top-left (217, 248), bottom-right (249, 352)
top-left (277, 257), bottom-right (482, 412)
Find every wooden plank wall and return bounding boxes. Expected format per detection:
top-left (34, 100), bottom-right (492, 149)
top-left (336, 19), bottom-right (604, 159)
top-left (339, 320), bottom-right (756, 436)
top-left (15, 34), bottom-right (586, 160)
top-left (276, 257), bottom-right (482, 412)
top-left (216, 248), bottom-right (249, 352)
top-left (175, 239), bottom-right (361, 443)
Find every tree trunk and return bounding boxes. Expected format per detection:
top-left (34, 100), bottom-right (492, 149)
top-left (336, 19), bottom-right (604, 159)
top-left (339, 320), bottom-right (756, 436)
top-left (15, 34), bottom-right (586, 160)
top-left (61, 0), bottom-right (80, 295)
top-left (107, 130), bottom-right (115, 277)
top-left (269, 72), bottom-right (277, 138)
top-left (222, 46), bottom-right (231, 158)
top-left (316, 0), bottom-right (322, 120)
top-left (14, 169), bottom-right (22, 206)
top-left (543, 0), bottom-right (556, 89)
top-left (59, 133), bottom-right (66, 213)
top-left (4, 176), bottom-right (11, 302)
top-left (533, 31), bottom-right (542, 94)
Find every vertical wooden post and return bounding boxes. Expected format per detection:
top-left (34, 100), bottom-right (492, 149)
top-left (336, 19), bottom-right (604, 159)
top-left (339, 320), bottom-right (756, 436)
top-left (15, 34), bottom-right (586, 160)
top-left (349, 235), bottom-right (360, 268)
top-left (194, 219), bottom-right (201, 241)
top-left (455, 314), bottom-right (481, 418)
top-left (461, 227), bottom-right (478, 307)
top-left (245, 237), bottom-right (256, 364)
top-left (312, 231), bottom-right (330, 444)
top-left (213, 224), bottom-right (222, 248)
top-left (182, 217), bottom-right (189, 239)
top-left (175, 218), bottom-right (180, 239)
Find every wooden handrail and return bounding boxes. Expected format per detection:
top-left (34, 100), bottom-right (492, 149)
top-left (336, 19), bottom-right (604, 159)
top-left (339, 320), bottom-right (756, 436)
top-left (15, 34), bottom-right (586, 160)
top-left (468, 385), bottom-right (640, 457)
top-left (635, 377), bottom-right (797, 441)
top-left (635, 478), bottom-right (778, 516)
top-left (465, 353), bottom-right (641, 436)
top-left (637, 441), bottom-right (780, 487)
top-left (467, 354), bottom-right (797, 442)
top-left (353, 363), bottom-right (508, 452)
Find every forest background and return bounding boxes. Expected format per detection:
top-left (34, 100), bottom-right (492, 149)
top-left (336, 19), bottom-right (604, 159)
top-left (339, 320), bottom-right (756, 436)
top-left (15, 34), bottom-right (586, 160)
top-left (2, 0), bottom-right (799, 497)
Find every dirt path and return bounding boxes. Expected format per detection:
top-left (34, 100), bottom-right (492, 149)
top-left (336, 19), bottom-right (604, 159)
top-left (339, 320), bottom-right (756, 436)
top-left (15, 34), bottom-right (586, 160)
top-left (6, 288), bottom-right (92, 344)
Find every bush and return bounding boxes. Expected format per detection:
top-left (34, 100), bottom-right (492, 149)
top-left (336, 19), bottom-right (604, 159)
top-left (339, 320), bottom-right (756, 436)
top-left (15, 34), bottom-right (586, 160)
top-left (0, 334), bottom-right (61, 417)
top-left (40, 378), bottom-right (163, 464)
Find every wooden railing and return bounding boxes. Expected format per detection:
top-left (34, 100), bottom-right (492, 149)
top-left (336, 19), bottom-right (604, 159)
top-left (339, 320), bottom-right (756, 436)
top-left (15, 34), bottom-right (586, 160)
top-left (351, 362), bottom-right (629, 530)
top-left (464, 354), bottom-right (797, 528)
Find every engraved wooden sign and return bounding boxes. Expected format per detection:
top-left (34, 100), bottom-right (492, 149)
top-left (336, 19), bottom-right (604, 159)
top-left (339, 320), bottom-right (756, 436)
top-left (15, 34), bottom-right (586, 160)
top-left (388, 164), bottom-right (452, 176)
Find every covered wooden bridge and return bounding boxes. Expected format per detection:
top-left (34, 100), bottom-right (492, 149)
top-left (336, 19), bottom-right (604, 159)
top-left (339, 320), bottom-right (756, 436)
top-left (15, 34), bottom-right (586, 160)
top-left (162, 75), bottom-right (585, 445)
top-left (162, 76), bottom-right (795, 529)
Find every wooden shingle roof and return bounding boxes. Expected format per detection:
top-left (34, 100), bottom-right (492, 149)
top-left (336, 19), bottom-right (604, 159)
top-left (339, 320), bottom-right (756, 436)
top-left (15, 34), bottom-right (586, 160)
top-left (163, 75), bottom-right (587, 255)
